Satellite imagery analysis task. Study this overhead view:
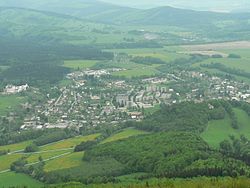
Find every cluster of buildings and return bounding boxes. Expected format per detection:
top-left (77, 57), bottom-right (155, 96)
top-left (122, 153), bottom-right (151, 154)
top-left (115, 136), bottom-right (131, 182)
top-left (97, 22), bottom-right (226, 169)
top-left (67, 68), bottom-right (125, 79)
top-left (3, 84), bottom-right (29, 94)
top-left (16, 67), bottom-right (250, 131)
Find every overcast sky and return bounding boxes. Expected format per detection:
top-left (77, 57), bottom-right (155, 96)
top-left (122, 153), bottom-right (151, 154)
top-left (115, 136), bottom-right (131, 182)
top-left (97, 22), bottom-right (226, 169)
top-left (101, 0), bottom-right (250, 12)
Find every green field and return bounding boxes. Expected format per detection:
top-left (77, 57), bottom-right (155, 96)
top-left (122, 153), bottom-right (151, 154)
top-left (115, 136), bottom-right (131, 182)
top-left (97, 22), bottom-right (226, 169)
top-left (107, 47), bottom-right (189, 62)
top-left (107, 47), bottom-right (191, 78)
top-left (0, 150), bottom-right (72, 172)
top-left (192, 48), bottom-right (250, 83)
top-left (40, 134), bottom-right (100, 151)
top-left (63, 60), bottom-right (98, 69)
top-left (201, 108), bottom-right (250, 148)
top-left (198, 56), bottom-right (250, 73)
top-left (0, 134), bottom-right (100, 172)
top-left (0, 172), bottom-right (43, 188)
top-left (0, 154), bottom-right (23, 171)
top-left (42, 130), bottom-right (147, 171)
top-left (101, 128), bottom-right (147, 144)
top-left (0, 140), bottom-right (32, 152)
top-left (26, 150), bottom-right (73, 163)
top-left (0, 95), bottom-right (25, 116)
top-left (144, 104), bottom-right (161, 116)
top-left (112, 66), bottom-right (158, 78)
top-left (44, 152), bottom-right (84, 172)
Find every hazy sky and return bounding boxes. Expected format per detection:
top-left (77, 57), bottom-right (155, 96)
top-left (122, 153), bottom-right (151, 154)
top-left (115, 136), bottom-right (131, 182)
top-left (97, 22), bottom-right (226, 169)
top-left (101, 0), bottom-right (250, 12)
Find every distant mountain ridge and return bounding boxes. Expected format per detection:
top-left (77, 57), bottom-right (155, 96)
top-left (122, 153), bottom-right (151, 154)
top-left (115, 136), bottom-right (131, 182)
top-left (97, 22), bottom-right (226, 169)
top-left (0, 0), bottom-right (136, 22)
top-left (0, 0), bottom-right (250, 29)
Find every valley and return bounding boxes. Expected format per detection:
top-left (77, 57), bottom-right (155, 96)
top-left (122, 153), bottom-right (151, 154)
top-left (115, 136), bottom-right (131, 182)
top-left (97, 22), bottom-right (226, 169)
top-left (1, 0), bottom-right (250, 187)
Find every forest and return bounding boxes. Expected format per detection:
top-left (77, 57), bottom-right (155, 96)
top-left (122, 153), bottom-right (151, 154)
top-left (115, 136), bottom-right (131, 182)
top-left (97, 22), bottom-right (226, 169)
top-left (21, 132), bottom-right (250, 184)
top-left (0, 37), bottom-right (114, 89)
top-left (6, 100), bottom-right (250, 185)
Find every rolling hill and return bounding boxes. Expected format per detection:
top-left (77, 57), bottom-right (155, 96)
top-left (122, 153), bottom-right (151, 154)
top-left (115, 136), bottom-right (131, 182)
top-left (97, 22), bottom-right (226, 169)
top-left (1, 0), bottom-right (250, 27)
top-left (0, 0), bottom-right (250, 38)
top-left (0, 0), bottom-right (136, 23)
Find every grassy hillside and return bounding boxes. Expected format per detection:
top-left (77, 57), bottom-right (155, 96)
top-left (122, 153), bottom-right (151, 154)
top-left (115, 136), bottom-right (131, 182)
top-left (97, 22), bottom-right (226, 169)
top-left (40, 134), bottom-right (100, 151)
top-left (0, 0), bottom-right (136, 22)
top-left (0, 2), bottom-right (250, 43)
top-left (201, 108), bottom-right (250, 147)
top-left (63, 60), bottom-right (99, 70)
top-left (0, 95), bottom-right (26, 116)
top-left (0, 7), bottom-right (111, 44)
top-left (0, 134), bottom-right (100, 173)
top-left (0, 172), bottom-right (43, 188)
top-left (101, 128), bottom-right (147, 144)
top-left (44, 152), bottom-right (84, 172)
top-left (0, 140), bottom-right (32, 152)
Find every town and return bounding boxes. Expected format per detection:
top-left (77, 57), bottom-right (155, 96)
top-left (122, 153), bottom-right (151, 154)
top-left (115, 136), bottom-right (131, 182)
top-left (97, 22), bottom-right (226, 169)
top-left (5, 66), bottom-right (248, 131)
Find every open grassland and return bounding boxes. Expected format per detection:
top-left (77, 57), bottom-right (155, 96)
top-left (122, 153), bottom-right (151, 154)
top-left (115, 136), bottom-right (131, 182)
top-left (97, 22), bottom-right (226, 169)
top-left (181, 41), bottom-right (250, 51)
top-left (0, 65), bottom-right (9, 71)
top-left (144, 104), bottom-right (161, 116)
top-left (105, 60), bottom-right (146, 69)
top-left (63, 60), bottom-right (98, 69)
top-left (59, 79), bottom-right (74, 87)
top-left (0, 95), bottom-right (25, 116)
top-left (44, 152), bottom-right (84, 172)
top-left (0, 151), bottom-right (72, 172)
top-left (40, 134), bottom-right (100, 151)
top-left (105, 60), bottom-right (163, 73)
top-left (0, 154), bottom-right (22, 171)
top-left (101, 128), bottom-right (148, 144)
top-left (107, 47), bottom-right (189, 62)
top-left (191, 48), bottom-right (250, 83)
top-left (112, 66), bottom-right (158, 78)
top-left (179, 50), bottom-right (228, 57)
top-left (182, 43), bottom-right (250, 74)
top-left (0, 140), bottom-right (32, 153)
top-left (197, 55), bottom-right (250, 73)
top-left (0, 134), bottom-right (100, 172)
top-left (26, 150), bottom-right (73, 163)
top-left (201, 108), bottom-right (250, 148)
top-left (0, 172), bottom-right (43, 188)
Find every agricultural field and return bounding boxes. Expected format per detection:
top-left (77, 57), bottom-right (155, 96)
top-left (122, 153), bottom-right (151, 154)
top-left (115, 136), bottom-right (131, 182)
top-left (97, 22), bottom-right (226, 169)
top-left (201, 108), bottom-right (250, 148)
top-left (0, 172), bottom-right (43, 188)
top-left (63, 60), bottom-right (99, 69)
top-left (0, 65), bottom-right (9, 71)
top-left (181, 42), bottom-right (250, 72)
top-left (40, 134), bottom-right (100, 151)
top-left (0, 95), bottom-right (25, 116)
top-left (0, 134), bottom-right (100, 173)
top-left (108, 47), bottom-right (189, 62)
top-left (0, 140), bottom-right (32, 153)
top-left (26, 150), bottom-right (73, 164)
top-left (101, 128), bottom-right (148, 144)
top-left (180, 43), bottom-right (250, 83)
top-left (112, 67), bottom-right (158, 78)
top-left (0, 153), bottom-right (23, 171)
top-left (0, 150), bottom-right (72, 172)
top-left (197, 53), bottom-right (250, 73)
top-left (181, 41), bottom-right (250, 51)
top-left (107, 47), bottom-right (191, 78)
top-left (44, 152), bottom-right (84, 172)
